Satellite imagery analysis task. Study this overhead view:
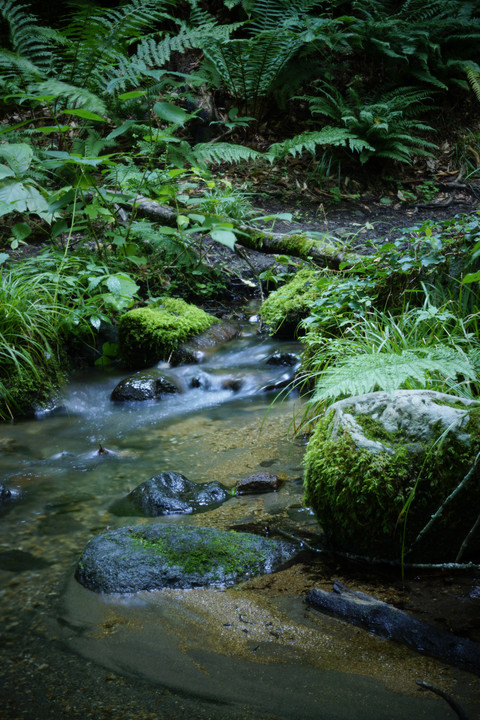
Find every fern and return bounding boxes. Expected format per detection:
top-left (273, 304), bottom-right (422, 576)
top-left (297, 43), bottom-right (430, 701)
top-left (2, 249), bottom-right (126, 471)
top-left (267, 127), bottom-right (352, 159)
top-left (467, 68), bottom-right (480, 105)
top-left (0, 0), bottom-right (54, 74)
top-left (310, 346), bottom-right (476, 404)
top-left (192, 142), bottom-right (262, 165)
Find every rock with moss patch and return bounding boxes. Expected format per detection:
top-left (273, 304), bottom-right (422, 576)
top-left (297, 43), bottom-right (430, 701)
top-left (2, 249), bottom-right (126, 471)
top-left (111, 370), bottom-right (180, 402)
top-left (75, 524), bottom-right (297, 593)
top-left (111, 472), bottom-right (229, 516)
top-left (118, 298), bottom-right (219, 369)
top-left (260, 268), bottom-right (320, 338)
top-left (304, 390), bottom-right (480, 562)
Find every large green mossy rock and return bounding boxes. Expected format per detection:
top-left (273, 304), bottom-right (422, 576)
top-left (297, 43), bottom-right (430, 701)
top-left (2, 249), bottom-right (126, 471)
top-left (75, 524), bottom-right (297, 593)
top-left (304, 390), bottom-right (480, 562)
top-left (260, 268), bottom-right (320, 338)
top-left (118, 298), bottom-right (218, 369)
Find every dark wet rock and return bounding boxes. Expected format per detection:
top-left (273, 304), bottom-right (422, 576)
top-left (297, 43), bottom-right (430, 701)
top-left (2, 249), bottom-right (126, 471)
top-left (75, 523), bottom-right (298, 593)
top-left (236, 473), bottom-right (281, 495)
top-left (111, 471), bottom-right (230, 517)
top-left (221, 377), bottom-right (243, 392)
top-left (260, 369), bottom-right (297, 393)
top-left (0, 483), bottom-right (12, 501)
top-left (111, 371), bottom-right (180, 402)
top-left (176, 321), bottom-right (239, 363)
top-left (266, 352), bottom-right (300, 367)
top-left (0, 550), bottom-right (51, 572)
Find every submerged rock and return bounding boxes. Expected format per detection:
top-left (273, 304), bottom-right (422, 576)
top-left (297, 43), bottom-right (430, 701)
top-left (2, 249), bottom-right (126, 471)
top-left (236, 473), bottom-right (281, 495)
top-left (0, 483), bottom-right (11, 501)
top-left (111, 371), bottom-right (180, 402)
top-left (75, 524), bottom-right (297, 593)
top-left (111, 471), bottom-right (229, 516)
top-left (304, 390), bottom-right (480, 562)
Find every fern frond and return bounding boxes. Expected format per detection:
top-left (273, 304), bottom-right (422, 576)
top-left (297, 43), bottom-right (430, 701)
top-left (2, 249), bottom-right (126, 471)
top-left (33, 80), bottom-right (107, 116)
top-left (268, 127), bottom-right (352, 159)
top-left (311, 346), bottom-right (475, 404)
top-left (0, 0), bottom-right (54, 73)
top-left (192, 142), bottom-right (262, 165)
top-left (467, 68), bottom-right (480, 104)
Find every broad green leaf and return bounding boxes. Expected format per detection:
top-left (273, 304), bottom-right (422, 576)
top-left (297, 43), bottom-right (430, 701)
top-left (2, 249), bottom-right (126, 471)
top-left (118, 90), bottom-right (147, 100)
top-left (0, 143), bottom-right (33, 175)
top-left (0, 164), bottom-right (15, 179)
top-left (0, 252), bottom-right (9, 264)
top-left (105, 120), bottom-right (136, 140)
top-left (62, 109), bottom-right (106, 122)
top-left (11, 222), bottom-right (32, 242)
top-left (106, 273), bottom-right (139, 297)
top-left (210, 229), bottom-right (236, 250)
top-left (90, 316), bottom-right (101, 331)
top-left (153, 101), bottom-right (190, 126)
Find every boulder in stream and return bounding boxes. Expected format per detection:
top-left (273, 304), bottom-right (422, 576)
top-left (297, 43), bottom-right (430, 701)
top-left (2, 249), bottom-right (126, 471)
top-left (304, 390), bottom-right (480, 562)
top-left (75, 524), bottom-right (298, 593)
top-left (236, 472), bottom-right (281, 495)
top-left (111, 471), bottom-right (230, 516)
top-left (111, 371), bottom-right (180, 402)
top-left (117, 298), bottom-right (218, 369)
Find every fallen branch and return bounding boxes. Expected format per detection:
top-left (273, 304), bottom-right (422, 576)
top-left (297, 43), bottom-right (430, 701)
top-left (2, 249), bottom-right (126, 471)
top-left (307, 581), bottom-right (480, 676)
top-left (108, 192), bottom-right (364, 270)
top-left (416, 681), bottom-right (470, 720)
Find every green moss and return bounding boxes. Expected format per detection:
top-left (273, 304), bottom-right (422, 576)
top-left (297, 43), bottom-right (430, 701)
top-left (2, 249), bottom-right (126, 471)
top-left (304, 407), bottom-right (480, 561)
top-left (118, 298), bottom-right (218, 369)
top-left (260, 268), bottom-right (322, 337)
top-left (0, 362), bottom-right (65, 419)
top-left (130, 528), bottom-right (264, 578)
top-left (280, 234), bottom-right (316, 257)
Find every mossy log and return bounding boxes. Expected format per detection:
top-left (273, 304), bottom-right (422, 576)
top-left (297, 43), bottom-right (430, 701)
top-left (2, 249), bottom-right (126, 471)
top-left (120, 195), bottom-right (363, 269)
top-left (307, 581), bottom-right (480, 676)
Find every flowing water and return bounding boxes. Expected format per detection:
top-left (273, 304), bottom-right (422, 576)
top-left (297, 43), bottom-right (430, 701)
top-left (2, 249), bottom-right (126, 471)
top-left (1, 313), bottom-right (479, 719)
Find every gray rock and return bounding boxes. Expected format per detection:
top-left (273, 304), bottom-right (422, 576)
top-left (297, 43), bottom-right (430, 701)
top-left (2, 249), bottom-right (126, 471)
top-left (111, 371), bottom-right (180, 402)
top-left (75, 524), bottom-right (298, 593)
top-left (176, 321), bottom-right (238, 363)
top-left (236, 473), bottom-right (281, 495)
top-left (328, 390), bottom-right (478, 453)
top-left (111, 472), bottom-right (230, 516)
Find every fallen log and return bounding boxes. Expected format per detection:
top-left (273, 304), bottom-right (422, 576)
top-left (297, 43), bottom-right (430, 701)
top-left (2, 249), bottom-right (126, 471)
top-left (109, 192), bottom-right (363, 270)
top-left (307, 581), bottom-right (480, 676)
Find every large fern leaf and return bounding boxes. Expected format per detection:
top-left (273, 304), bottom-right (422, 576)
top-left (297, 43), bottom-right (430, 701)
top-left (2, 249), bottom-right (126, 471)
top-left (311, 346), bottom-right (476, 404)
top-left (267, 127), bottom-right (352, 159)
top-left (192, 142), bottom-right (263, 165)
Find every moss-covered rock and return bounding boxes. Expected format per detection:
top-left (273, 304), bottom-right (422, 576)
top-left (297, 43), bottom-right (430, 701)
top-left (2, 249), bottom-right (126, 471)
top-left (0, 363), bottom-right (65, 420)
top-left (75, 524), bottom-right (297, 593)
top-left (118, 298), bottom-right (218, 369)
top-left (259, 268), bottom-right (321, 338)
top-left (304, 390), bottom-right (480, 562)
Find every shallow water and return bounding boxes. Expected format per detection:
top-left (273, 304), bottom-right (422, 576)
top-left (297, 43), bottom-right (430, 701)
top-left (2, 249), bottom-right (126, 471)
top-left (1, 317), bottom-right (479, 719)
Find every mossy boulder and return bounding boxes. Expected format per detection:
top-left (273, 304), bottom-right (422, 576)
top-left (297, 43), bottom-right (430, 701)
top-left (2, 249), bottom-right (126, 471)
top-left (304, 390), bottom-right (480, 562)
top-left (118, 298), bottom-right (218, 369)
top-left (260, 268), bottom-right (320, 338)
top-left (75, 524), bottom-right (297, 593)
top-left (0, 363), bottom-right (65, 420)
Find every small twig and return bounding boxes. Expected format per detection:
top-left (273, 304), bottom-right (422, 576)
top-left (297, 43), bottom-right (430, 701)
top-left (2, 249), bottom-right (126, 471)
top-left (416, 681), bottom-right (470, 720)
top-left (456, 512), bottom-right (480, 563)
top-left (408, 451), bottom-right (480, 555)
top-left (275, 528), bottom-right (322, 554)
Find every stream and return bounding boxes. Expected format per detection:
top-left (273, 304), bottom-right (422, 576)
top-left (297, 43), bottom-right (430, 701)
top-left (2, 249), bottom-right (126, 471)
top-left (1, 309), bottom-right (479, 720)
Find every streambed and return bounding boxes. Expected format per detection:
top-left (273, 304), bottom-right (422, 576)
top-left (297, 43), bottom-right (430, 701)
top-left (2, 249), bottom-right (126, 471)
top-left (1, 313), bottom-right (479, 719)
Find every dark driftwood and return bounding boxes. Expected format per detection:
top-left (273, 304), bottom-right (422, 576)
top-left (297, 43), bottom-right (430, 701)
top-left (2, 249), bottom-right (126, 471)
top-left (307, 581), bottom-right (480, 676)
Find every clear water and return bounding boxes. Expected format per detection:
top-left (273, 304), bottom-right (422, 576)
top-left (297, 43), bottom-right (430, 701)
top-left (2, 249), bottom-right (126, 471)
top-left (0, 318), bottom-right (476, 719)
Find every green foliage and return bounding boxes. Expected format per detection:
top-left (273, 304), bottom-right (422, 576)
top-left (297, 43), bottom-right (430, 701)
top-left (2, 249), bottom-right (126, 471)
top-left (300, 85), bottom-right (437, 164)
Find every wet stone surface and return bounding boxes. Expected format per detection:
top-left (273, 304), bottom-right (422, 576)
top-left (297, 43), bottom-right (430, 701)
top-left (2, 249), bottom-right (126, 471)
top-left (110, 471), bottom-right (230, 517)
